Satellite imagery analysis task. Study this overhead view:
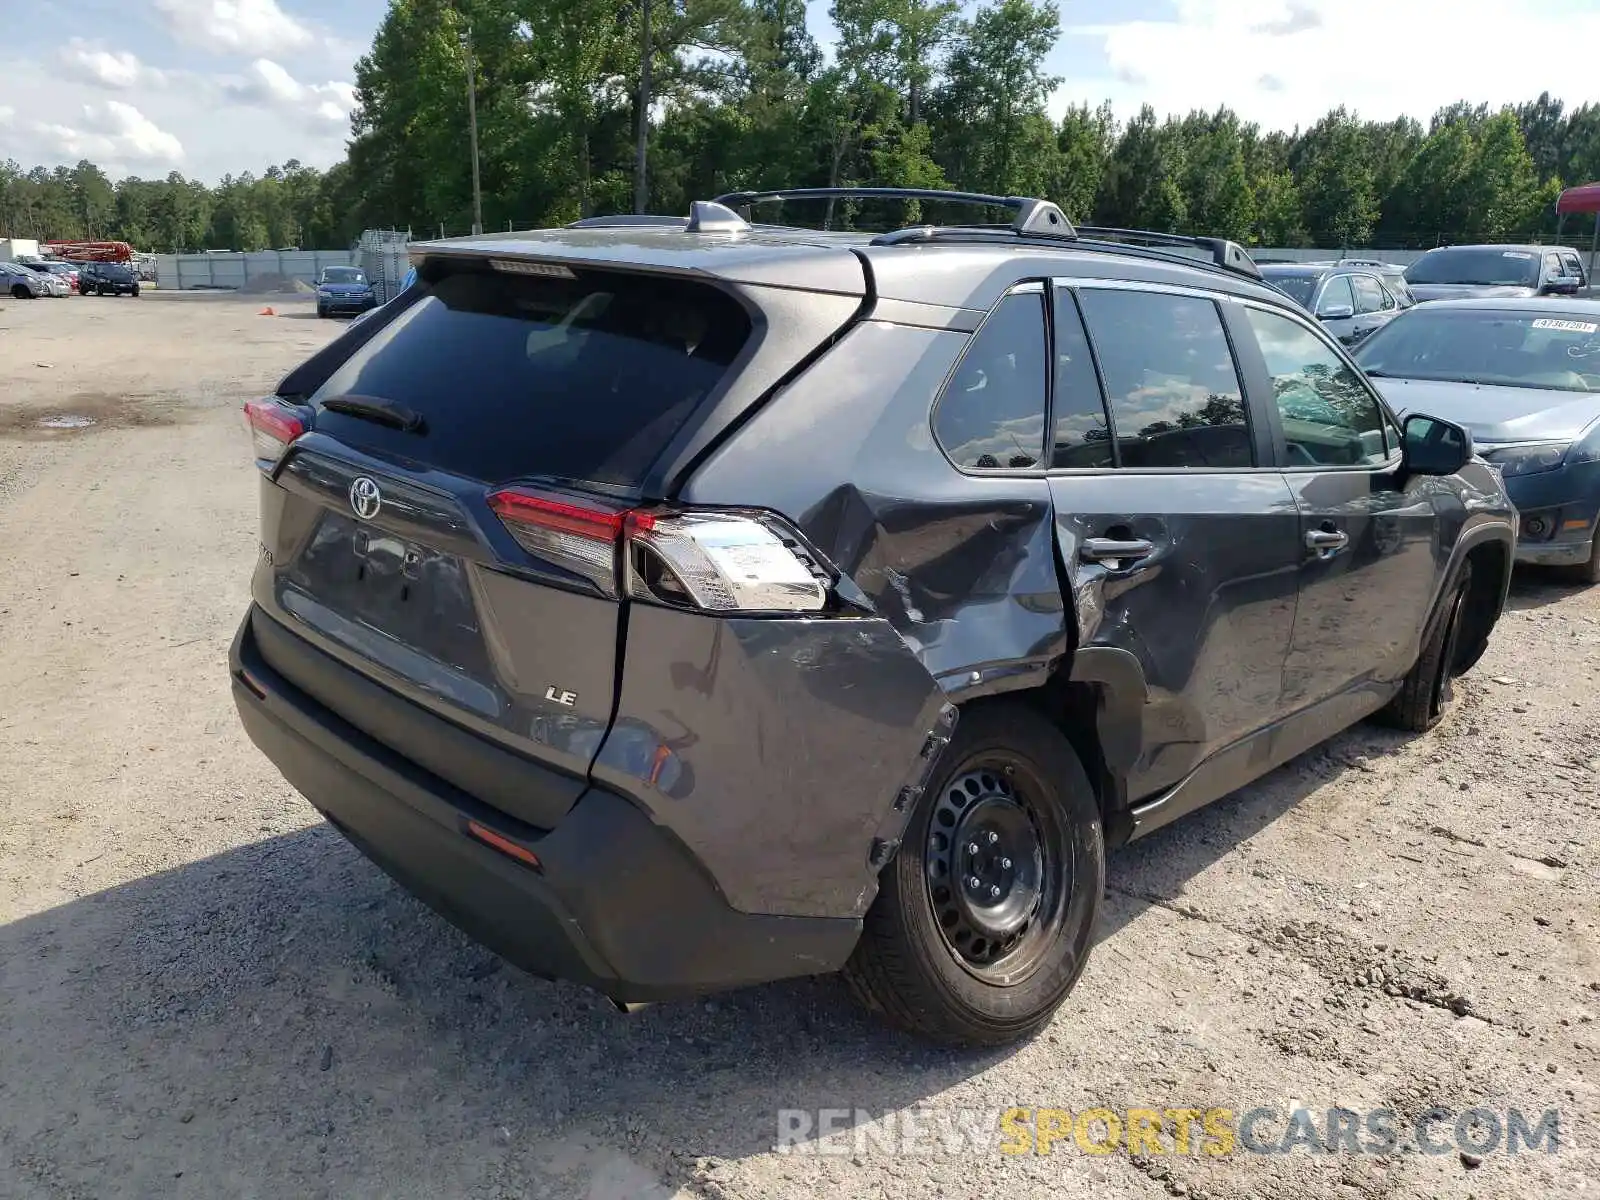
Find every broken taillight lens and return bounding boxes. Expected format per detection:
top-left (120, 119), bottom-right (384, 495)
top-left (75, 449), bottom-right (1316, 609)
top-left (486, 487), bottom-right (829, 613)
top-left (243, 399), bottom-right (305, 465)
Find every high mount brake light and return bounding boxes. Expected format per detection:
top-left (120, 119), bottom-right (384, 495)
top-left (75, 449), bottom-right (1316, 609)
top-left (486, 487), bottom-right (829, 613)
top-left (243, 399), bottom-right (305, 465)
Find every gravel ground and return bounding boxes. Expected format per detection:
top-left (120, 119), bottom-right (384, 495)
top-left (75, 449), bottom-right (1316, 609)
top-left (1, 293), bottom-right (1597, 1200)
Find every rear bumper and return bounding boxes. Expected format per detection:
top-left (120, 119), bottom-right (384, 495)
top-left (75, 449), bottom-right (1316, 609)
top-left (230, 608), bottom-right (862, 1001)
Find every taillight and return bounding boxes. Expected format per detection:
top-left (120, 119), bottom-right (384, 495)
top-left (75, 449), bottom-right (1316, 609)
top-left (486, 487), bottom-right (830, 613)
top-left (488, 490), bottom-right (638, 598)
top-left (243, 399), bottom-right (305, 465)
top-left (628, 511), bottom-right (828, 612)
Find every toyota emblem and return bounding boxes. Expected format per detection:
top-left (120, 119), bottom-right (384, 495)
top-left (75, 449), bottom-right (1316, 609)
top-left (349, 476), bottom-right (383, 520)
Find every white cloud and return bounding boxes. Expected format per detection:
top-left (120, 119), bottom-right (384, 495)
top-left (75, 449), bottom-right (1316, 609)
top-left (57, 39), bottom-right (164, 90)
top-left (220, 59), bottom-right (356, 126)
top-left (152, 0), bottom-right (313, 55)
top-left (1058, 0), bottom-right (1600, 129)
top-left (33, 101), bottom-right (184, 167)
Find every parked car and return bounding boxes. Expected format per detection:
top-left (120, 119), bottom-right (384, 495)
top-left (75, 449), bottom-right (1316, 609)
top-left (1356, 297), bottom-right (1600, 582)
top-left (32, 261), bottom-right (81, 293)
top-left (314, 266), bottom-right (377, 317)
top-left (231, 188), bottom-right (1515, 1046)
top-left (1258, 261), bottom-right (1407, 346)
top-left (18, 263), bottom-right (70, 297)
top-left (0, 261), bottom-right (47, 298)
top-left (79, 262), bottom-right (141, 296)
top-left (1404, 244), bottom-right (1589, 302)
top-left (1330, 258), bottom-right (1418, 308)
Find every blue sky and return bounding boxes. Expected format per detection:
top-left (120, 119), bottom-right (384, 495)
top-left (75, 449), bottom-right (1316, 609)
top-left (3, 0), bottom-right (1599, 183)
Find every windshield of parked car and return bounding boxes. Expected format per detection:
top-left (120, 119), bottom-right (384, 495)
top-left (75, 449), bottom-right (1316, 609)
top-left (1404, 248), bottom-right (1540, 287)
top-left (1261, 270), bottom-right (1318, 307)
top-left (322, 267), bottom-right (367, 284)
top-left (1355, 308), bottom-right (1600, 392)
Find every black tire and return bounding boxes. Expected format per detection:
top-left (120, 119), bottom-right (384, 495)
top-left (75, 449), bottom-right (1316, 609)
top-left (1378, 560), bottom-right (1473, 732)
top-left (10, 284), bottom-right (27, 299)
top-left (1558, 526), bottom-right (1600, 586)
top-left (843, 702), bottom-right (1105, 1046)
top-left (316, 306), bottom-right (327, 319)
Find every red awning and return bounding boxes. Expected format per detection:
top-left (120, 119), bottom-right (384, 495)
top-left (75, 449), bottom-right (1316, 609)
top-left (1557, 182), bottom-right (1600, 215)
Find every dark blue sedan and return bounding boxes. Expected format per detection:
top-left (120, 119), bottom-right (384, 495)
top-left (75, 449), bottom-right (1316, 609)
top-left (1355, 298), bottom-right (1600, 582)
top-left (315, 266), bottom-right (377, 318)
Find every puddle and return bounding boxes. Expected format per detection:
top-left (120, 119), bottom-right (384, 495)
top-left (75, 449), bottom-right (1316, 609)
top-left (0, 392), bottom-right (177, 439)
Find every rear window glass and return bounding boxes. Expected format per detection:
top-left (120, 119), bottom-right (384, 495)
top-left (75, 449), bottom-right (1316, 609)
top-left (1263, 272), bottom-right (1317, 307)
top-left (309, 266), bottom-right (751, 488)
top-left (1405, 248), bottom-right (1540, 287)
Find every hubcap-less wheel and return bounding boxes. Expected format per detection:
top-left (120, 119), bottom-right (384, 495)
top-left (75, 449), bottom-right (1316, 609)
top-left (1428, 572), bottom-right (1472, 720)
top-left (924, 762), bottom-right (1068, 984)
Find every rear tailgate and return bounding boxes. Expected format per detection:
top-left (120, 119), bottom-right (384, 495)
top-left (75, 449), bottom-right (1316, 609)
top-left (252, 248), bottom-right (865, 830)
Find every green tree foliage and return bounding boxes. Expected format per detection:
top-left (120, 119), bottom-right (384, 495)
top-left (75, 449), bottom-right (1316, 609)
top-left (3, 0), bottom-right (1598, 253)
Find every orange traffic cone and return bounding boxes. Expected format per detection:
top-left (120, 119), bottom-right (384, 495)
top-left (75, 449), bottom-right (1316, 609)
top-left (258, 306), bottom-right (275, 316)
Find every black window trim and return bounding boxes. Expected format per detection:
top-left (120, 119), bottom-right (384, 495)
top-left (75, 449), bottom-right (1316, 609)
top-left (1236, 296), bottom-right (1404, 473)
top-left (1045, 277), bottom-right (1270, 475)
top-left (929, 280), bottom-right (1053, 479)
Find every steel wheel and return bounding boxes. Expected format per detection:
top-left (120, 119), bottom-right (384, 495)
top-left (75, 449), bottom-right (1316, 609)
top-left (923, 757), bottom-right (1069, 986)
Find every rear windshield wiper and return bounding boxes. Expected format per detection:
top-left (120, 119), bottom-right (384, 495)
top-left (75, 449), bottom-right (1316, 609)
top-left (320, 394), bottom-right (427, 434)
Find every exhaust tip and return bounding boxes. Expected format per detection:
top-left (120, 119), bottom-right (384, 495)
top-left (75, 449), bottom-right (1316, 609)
top-left (611, 998), bottom-right (652, 1014)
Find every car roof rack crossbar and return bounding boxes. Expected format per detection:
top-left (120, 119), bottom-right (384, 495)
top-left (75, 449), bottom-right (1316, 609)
top-left (1072, 225), bottom-right (1262, 279)
top-left (712, 187), bottom-right (1075, 238)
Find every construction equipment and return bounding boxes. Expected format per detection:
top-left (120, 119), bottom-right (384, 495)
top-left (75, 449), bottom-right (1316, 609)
top-left (45, 240), bottom-right (135, 263)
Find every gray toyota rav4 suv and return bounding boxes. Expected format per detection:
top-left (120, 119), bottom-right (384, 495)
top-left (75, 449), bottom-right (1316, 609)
top-left (231, 188), bottom-right (1515, 1046)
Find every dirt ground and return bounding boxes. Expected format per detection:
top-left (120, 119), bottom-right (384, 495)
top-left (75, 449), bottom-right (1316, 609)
top-left (0, 292), bottom-right (1597, 1200)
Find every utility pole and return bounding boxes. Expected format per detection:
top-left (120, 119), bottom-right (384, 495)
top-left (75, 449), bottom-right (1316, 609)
top-left (633, 0), bottom-right (652, 214)
top-left (461, 25), bottom-right (484, 236)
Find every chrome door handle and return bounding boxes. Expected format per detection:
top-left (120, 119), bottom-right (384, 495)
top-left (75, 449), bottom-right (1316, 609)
top-left (1305, 528), bottom-right (1349, 554)
top-left (1081, 537), bottom-right (1155, 564)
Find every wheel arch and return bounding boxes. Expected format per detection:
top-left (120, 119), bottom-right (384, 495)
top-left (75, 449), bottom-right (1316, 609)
top-left (1452, 531), bottom-right (1513, 676)
top-left (952, 645), bottom-right (1149, 850)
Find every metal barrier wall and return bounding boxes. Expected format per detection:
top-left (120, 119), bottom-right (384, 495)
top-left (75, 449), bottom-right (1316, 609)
top-left (154, 250), bottom-right (359, 290)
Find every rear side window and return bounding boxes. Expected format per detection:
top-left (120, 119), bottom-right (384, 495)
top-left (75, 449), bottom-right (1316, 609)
top-left (309, 266), bottom-right (751, 487)
top-left (934, 291), bottom-right (1048, 470)
top-left (1076, 289), bottom-right (1252, 469)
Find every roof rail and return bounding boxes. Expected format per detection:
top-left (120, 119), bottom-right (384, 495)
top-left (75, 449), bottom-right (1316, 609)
top-left (565, 203), bottom-right (750, 234)
top-left (712, 187), bottom-right (1075, 238)
top-left (1073, 225), bottom-right (1262, 280)
top-left (567, 214), bottom-right (689, 229)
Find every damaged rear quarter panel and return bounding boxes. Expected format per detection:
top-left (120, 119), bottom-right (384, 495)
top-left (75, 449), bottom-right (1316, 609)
top-left (682, 320), bottom-right (1069, 696)
top-left (623, 321), bottom-right (1067, 919)
top-left (590, 610), bottom-right (951, 917)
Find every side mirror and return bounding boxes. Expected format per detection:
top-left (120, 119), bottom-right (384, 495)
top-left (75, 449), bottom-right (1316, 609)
top-left (1318, 303), bottom-right (1355, 321)
top-left (1402, 413), bottom-right (1473, 476)
top-left (1545, 276), bottom-right (1581, 295)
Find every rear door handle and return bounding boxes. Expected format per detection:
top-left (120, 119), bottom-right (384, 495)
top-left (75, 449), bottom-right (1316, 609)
top-left (1305, 528), bottom-right (1349, 554)
top-left (1081, 537), bottom-right (1155, 564)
